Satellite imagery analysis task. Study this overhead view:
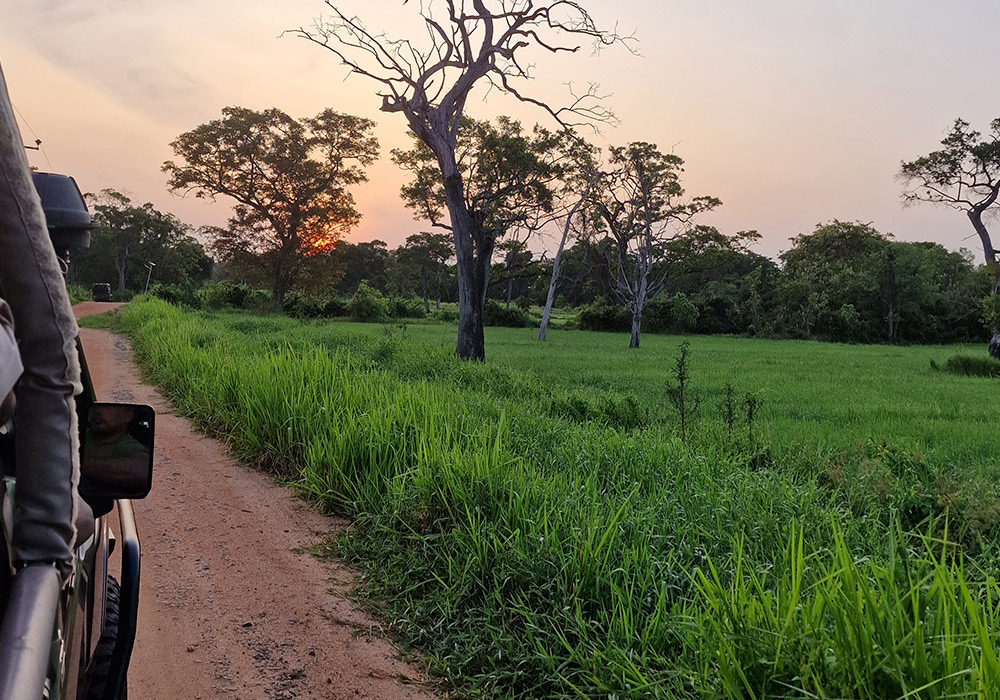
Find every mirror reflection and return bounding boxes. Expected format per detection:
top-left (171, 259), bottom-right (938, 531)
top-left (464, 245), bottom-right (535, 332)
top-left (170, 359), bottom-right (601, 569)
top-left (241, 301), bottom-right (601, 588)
top-left (80, 403), bottom-right (154, 500)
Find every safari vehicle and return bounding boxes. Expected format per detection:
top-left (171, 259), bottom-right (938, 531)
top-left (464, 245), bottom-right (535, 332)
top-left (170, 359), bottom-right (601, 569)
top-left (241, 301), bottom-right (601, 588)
top-left (90, 284), bottom-right (112, 303)
top-left (0, 170), bottom-right (154, 700)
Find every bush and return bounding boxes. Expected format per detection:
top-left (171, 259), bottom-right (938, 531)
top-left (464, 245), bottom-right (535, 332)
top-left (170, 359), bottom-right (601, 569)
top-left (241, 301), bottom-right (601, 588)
top-left (576, 298), bottom-right (630, 332)
top-left (433, 307), bottom-right (458, 323)
top-left (938, 354), bottom-right (1000, 378)
top-left (197, 281), bottom-right (250, 310)
top-left (388, 295), bottom-right (427, 319)
top-left (66, 284), bottom-right (91, 305)
top-left (321, 296), bottom-right (347, 318)
top-left (644, 293), bottom-right (699, 334)
top-left (483, 299), bottom-right (534, 328)
top-left (282, 291), bottom-right (322, 319)
top-left (245, 289), bottom-right (277, 314)
top-left (149, 282), bottom-right (199, 308)
top-left (348, 281), bottom-right (390, 322)
top-left (514, 295), bottom-right (532, 311)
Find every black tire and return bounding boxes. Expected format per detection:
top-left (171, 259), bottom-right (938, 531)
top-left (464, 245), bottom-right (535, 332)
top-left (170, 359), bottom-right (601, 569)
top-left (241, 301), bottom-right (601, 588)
top-left (80, 576), bottom-right (125, 700)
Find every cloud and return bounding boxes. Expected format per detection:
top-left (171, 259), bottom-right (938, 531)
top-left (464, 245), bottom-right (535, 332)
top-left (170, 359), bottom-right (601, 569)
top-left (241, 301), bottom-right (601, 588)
top-left (1, 0), bottom-right (218, 125)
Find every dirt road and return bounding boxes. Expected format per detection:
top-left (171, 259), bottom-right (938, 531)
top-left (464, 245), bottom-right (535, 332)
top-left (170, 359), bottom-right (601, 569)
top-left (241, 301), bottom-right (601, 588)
top-left (75, 303), bottom-right (434, 700)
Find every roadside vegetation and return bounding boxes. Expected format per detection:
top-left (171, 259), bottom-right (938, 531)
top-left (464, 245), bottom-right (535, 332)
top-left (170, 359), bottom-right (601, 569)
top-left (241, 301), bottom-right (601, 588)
top-left (103, 298), bottom-right (1000, 699)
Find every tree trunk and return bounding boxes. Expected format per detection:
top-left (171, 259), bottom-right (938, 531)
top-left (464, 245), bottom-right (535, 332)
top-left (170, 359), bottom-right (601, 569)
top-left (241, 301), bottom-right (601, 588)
top-left (968, 210), bottom-right (1000, 359)
top-left (539, 171), bottom-right (601, 342)
top-left (421, 264), bottom-right (429, 314)
top-left (537, 264), bottom-right (559, 341)
top-left (629, 299), bottom-right (643, 348)
top-left (505, 262), bottom-right (513, 310)
top-left (444, 173), bottom-right (487, 361)
top-left (436, 265), bottom-right (442, 311)
top-left (629, 272), bottom-right (648, 349)
top-left (987, 254), bottom-right (1000, 359)
top-left (116, 248), bottom-right (127, 297)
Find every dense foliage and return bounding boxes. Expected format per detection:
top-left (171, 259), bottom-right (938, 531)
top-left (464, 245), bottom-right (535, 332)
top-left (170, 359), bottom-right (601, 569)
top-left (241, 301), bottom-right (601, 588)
top-left (163, 106), bottom-right (379, 304)
top-left (72, 189), bottom-right (212, 295)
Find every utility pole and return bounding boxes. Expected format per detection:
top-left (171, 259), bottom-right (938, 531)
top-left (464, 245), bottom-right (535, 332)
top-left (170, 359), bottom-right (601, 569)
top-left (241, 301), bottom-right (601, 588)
top-left (143, 261), bottom-right (155, 294)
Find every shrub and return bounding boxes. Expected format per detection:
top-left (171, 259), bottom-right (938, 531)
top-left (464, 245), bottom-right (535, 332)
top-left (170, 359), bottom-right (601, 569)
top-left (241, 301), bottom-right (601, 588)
top-left (388, 294), bottom-right (427, 319)
top-left (433, 307), bottom-right (458, 323)
top-left (348, 281), bottom-right (390, 322)
top-left (644, 292), bottom-right (699, 334)
top-left (514, 295), bottom-right (532, 311)
top-left (197, 281), bottom-right (249, 310)
top-left (321, 296), bottom-right (347, 318)
top-left (576, 298), bottom-right (630, 332)
top-left (282, 291), bottom-right (322, 319)
top-left (244, 288), bottom-right (277, 314)
top-left (149, 282), bottom-right (199, 308)
top-left (483, 299), bottom-right (534, 327)
top-left (66, 284), bottom-right (91, 305)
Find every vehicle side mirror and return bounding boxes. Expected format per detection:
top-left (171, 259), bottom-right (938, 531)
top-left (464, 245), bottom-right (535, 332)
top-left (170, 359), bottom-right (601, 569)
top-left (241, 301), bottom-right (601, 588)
top-left (80, 403), bottom-right (154, 500)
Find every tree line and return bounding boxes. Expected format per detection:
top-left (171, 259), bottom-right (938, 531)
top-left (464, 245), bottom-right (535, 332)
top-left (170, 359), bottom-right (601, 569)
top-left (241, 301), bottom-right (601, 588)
top-left (70, 2), bottom-right (1000, 358)
top-left (70, 185), bottom-right (988, 347)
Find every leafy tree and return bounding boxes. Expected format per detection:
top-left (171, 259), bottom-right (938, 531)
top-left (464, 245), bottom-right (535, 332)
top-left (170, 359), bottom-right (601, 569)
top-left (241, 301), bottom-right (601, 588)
top-left (591, 142), bottom-right (720, 348)
top-left (293, 1), bottom-right (629, 360)
top-left (554, 236), bottom-right (617, 306)
top-left (332, 240), bottom-right (390, 295)
top-left (163, 106), bottom-right (378, 305)
top-left (495, 238), bottom-right (534, 310)
top-left (659, 225), bottom-right (766, 335)
top-left (74, 189), bottom-right (211, 294)
top-left (879, 242), bottom-right (985, 343)
top-left (391, 117), bottom-right (567, 350)
top-left (779, 220), bottom-right (888, 341)
top-left (388, 231), bottom-right (452, 312)
top-left (900, 118), bottom-right (1000, 357)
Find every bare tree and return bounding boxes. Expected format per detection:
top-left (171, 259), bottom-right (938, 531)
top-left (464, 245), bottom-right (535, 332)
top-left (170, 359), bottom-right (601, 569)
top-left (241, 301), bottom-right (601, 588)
top-left (592, 142), bottom-right (720, 349)
top-left (537, 144), bottom-right (602, 340)
top-left (291, 1), bottom-right (631, 360)
top-left (900, 118), bottom-right (1000, 358)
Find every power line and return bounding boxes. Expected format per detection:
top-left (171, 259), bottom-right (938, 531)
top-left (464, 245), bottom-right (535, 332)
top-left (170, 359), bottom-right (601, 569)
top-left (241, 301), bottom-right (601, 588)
top-left (10, 100), bottom-right (52, 171)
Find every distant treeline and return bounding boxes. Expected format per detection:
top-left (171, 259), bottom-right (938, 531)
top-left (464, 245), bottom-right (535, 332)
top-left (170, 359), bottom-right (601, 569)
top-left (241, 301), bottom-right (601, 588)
top-left (325, 220), bottom-right (987, 344)
top-left (74, 210), bottom-right (988, 345)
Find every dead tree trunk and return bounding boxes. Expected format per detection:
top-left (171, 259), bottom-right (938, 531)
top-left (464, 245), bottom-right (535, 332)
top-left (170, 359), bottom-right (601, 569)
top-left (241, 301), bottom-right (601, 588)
top-left (539, 172), bottom-right (602, 341)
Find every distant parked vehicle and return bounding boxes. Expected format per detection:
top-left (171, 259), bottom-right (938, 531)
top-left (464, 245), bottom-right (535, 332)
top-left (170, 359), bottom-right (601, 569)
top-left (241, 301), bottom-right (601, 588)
top-left (91, 284), bottom-right (112, 302)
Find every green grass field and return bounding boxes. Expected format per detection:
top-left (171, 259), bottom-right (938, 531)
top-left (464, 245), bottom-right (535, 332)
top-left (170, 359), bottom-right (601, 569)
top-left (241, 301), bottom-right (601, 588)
top-left (95, 300), bottom-right (1000, 699)
top-left (279, 318), bottom-right (997, 470)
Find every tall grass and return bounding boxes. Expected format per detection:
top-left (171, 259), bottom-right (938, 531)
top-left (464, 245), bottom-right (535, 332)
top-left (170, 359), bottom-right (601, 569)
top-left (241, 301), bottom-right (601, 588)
top-left (114, 299), bottom-right (1000, 698)
top-left (690, 525), bottom-right (1000, 699)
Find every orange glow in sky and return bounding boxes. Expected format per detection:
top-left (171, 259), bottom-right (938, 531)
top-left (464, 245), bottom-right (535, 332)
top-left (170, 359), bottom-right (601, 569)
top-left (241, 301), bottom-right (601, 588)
top-left (2, 0), bottom-right (1000, 261)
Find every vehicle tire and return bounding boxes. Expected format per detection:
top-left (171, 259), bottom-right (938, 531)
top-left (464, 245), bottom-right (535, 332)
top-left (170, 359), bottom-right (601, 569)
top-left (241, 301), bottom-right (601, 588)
top-left (80, 576), bottom-right (125, 700)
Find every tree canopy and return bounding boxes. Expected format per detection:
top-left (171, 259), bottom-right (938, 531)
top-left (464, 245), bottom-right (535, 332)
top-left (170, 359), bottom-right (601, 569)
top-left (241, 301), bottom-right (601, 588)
top-left (74, 189), bottom-right (211, 295)
top-left (163, 106), bottom-right (379, 304)
top-left (900, 118), bottom-right (1000, 356)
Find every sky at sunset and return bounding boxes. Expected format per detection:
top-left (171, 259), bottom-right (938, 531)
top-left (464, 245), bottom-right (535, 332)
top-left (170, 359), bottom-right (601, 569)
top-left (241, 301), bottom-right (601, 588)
top-left (2, 0), bottom-right (1000, 261)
